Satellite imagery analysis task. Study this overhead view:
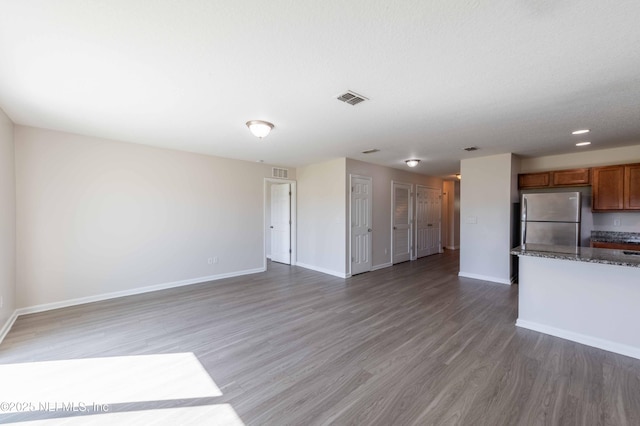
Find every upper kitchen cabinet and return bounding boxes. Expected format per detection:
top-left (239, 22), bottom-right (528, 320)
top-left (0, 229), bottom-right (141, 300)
top-left (592, 163), bottom-right (640, 211)
top-left (625, 163), bottom-right (640, 210)
top-left (518, 168), bottom-right (590, 189)
top-left (551, 168), bottom-right (590, 187)
top-left (518, 172), bottom-right (550, 188)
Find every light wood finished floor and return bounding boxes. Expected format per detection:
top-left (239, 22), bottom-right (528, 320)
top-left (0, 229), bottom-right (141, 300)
top-left (1, 250), bottom-right (639, 425)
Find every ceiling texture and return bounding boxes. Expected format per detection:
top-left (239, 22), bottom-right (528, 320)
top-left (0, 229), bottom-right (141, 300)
top-left (1, 0), bottom-right (640, 178)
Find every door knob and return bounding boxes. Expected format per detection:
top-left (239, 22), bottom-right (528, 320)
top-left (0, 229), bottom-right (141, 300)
top-left (270, 226), bottom-right (274, 229)
top-left (368, 228), bottom-right (372, 232)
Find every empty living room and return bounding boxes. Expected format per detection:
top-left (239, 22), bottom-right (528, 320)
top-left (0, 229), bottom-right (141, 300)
top-left (2, 1), bottom-right (640, 425)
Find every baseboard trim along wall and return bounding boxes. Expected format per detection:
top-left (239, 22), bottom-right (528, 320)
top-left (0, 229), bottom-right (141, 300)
top-left (296, 262), bottom-right (349, 279)
top-left (0, 310), bottom-right (19, 345)
top-left (458, 271), bottom-right (512, 285)
top-left (516, 319), bottom-right (640, 361)
top-left (15, 267), bottom-right (266, 317)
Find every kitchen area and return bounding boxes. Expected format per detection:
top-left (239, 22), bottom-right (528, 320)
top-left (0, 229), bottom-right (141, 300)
top-left (511, 163), bottom-right (640, 360)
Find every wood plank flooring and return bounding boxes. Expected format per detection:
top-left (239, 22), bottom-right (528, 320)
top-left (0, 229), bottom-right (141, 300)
top-left (1, 250), bottom-right (639, 425)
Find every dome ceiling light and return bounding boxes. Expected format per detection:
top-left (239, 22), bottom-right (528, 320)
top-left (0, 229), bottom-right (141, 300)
top-left (246, 120), bottom-right (274, 139)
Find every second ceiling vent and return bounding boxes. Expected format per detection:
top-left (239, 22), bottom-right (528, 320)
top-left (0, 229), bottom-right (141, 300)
top-left (337, 90), bottom-right (368, 106)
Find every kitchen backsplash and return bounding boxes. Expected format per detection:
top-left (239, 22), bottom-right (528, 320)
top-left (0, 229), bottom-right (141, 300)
top-left (592, 212), bottom-right (640, 233)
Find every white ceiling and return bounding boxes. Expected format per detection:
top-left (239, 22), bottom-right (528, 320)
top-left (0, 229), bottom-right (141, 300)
top-left (1, 1), bottom-right (640, 178)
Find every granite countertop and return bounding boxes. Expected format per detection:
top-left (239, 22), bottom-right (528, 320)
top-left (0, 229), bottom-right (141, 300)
top-left (590, 230), bottom-right (640, 245)
top-left (511, 243), bottom-right (640, 268)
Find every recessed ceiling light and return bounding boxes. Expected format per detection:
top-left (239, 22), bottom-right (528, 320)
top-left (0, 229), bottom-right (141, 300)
top-left (576, 141), bottom-right (591, 147)
top-left (572, 129), bottom-right (590, 135)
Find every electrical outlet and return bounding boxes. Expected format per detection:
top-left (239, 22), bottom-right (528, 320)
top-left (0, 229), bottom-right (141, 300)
top-left (614, 218), bottom-right (621, 227)
top-left (207, 258), bottom-right (213, 265)
top-left (212, 257), bottom-right (219, 264)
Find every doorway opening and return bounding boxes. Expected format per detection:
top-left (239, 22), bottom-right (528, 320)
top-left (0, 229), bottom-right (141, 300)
top-left (264, 178), bottom-right (297, 268)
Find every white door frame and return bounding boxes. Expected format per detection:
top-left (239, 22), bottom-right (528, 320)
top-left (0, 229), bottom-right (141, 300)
top-left (264, 178), bottom-right (297, 269)
top-left (391, 181), bottom-right (413, 264)
top-left (349, 174), bottom-right (373, 276)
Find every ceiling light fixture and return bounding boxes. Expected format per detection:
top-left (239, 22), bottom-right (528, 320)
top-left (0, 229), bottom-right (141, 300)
top-left (405, 159), bottom-right (420, 167)
top-left (572, 129), bottom-right (590, 135)
top-left (246, 120), bottom-right (274, 138)
top-left (456, 173), bottom-right (461, 180)
top-left (576, 141), bottom-right (591, 147)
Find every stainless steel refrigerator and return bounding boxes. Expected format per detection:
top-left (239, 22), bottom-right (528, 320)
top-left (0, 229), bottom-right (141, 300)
top-left (521, 192), bottom-right (581, 247)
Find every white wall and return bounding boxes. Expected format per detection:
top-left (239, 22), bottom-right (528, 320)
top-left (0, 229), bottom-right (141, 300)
top-left (15, 126), bottom-right (294, 309)
top-left (345, 159), bottom-right (443, 269)
top-left (459, 153), bottom-right (517, 284)
top-left (296, 158), bottom-right (347, 277)
top-left (520, 144), bottom-right (640, 233)
top-left (0, 108), bottom-right (16, 332)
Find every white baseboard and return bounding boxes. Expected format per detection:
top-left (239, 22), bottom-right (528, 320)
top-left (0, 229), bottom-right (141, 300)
top-left (458, 271), bottom-right (512, 285)
top-left (296, 262), bottom-right (348, 279)
top-left (516, 319), bottom-right (640, 360)
top-left (0, 310), bottom-right (19, 345)
top-left (371, 262), bottom-right (392, 271)
top-left (15, 267), bottom-right (266, 317)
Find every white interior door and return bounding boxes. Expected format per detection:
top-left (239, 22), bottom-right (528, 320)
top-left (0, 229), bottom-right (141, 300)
top-left (392, 182), bottom-right (412, 264)
top-left (416, 186), bottom-right (441, 258)
top-left (416, 185), bottom-right (429, 258)
top-left (270, 183), bottom-right (291, 264)
top-left (351, 176), bottom-right (372, 275)
top-left (426, 187), bottom-right (442, 255)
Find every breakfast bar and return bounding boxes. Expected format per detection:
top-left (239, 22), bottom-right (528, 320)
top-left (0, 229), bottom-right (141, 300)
top-left (511, 244), bottom-right (640, 360)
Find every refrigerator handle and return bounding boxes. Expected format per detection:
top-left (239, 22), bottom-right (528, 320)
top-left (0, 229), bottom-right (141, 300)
top-left (521, 197), bottom-right (527, 248)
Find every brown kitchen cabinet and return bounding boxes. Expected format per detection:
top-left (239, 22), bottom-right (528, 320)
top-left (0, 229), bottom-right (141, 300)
top-left (591, 241), bottom-right (640, 251)
top-left (518, 172), bottom-right (550, 189)
top-left (592, 165), bottom-right (624, 211)
top-left (551, 168), bottom-right (590, 186)
top-left (518, 168), bottom-right (590, 189)
top-left (592, 163), bottom-right (640, 211)
top-left (625, 163), bottom-right (640, 210)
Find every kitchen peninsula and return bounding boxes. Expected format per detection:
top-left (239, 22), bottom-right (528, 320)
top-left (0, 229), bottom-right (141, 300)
top-left (511, 244), bottom-right (640, 360)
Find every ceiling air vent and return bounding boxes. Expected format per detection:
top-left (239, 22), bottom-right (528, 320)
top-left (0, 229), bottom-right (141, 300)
top-left (362, 149), bottom-right (380, 154)
top-left (272, 167), bottom-right (289, 179)
top-left (464, 146), bottom-right (479, 152)
top-left (337, 90), bottom-right (368, 106)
